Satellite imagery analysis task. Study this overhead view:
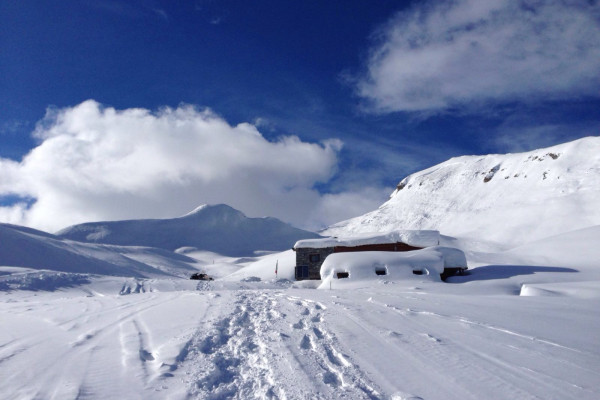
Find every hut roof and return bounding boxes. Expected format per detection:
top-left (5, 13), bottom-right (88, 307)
top-left (294, 230), bottom-right (440, 250)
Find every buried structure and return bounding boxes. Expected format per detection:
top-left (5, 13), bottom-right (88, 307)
top-left (293, 230), bottom-right (467, 281)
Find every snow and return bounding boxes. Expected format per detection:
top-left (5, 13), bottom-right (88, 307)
top-left (1, 254), bottom-right (599, 399)
top-left (1, 225), bottom-right (599, 399)
top-left (318, 246), bottom-right (467, 289)
top-left (1, 138), bottom-right (599, 399)
top-left (325, 137), bottom-right (600, 247)
top-left (222, 249), bottom-right (296, 281)
top-left (57, 203), bottom-right (321, 256)
top-left (294, 230), bottom-right (440, 249)
top-left (0, 223), bottom-right (199, 278)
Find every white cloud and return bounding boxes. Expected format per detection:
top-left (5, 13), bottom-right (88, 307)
top-left (304, 187), bottom-right (394, 231)
top-left (0, 100), bottom-right (384, 232)
top-left (358, 0), bottom-right (600, 112)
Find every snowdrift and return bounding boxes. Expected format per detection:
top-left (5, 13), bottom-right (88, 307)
top-left (318, 246), bottom-right (467, 289)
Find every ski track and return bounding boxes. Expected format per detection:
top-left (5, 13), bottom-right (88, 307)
top-left (0, 288), bottom-right (208, 399)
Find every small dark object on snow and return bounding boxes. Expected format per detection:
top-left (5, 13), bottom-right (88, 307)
top-left (190, 273), bottom-right (213, 281)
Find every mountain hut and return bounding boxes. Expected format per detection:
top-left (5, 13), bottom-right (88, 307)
top-left (293, 230), bottom-right (440, 280)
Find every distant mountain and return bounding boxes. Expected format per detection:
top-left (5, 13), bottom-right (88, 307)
top-left (57, 204), bottom-right (321, 256)
top-left (0, 223), bottom-right (196, 278)
top-left (325, 137), bottom-right (600, 247)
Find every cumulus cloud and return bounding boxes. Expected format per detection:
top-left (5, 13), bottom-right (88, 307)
top-left (0, 100), bottom-right (386, 232)
top-left (358, 0), bottom-right (600, 112)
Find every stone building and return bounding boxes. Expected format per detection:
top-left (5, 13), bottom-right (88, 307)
top-left (293, 230), bottom-right (440, 280)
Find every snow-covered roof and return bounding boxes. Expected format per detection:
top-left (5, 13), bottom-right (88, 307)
top-left (317, 246), bottom-right (467, 288)
top-left (294, 230), bottom-right (439, 250)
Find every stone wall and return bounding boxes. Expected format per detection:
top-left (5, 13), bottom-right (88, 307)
top-left (295, 247), bottom-right (335, 280)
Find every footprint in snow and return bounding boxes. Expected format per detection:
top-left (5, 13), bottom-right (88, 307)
top-left (422, 333), bottom-right (441, 343)
top-left (313, 327), bottom-right (324, 339)
top-left (300, 334), bottom-right (313, 350)
top-left (139, 349), bottom-right (155, 361)
top-left (292, 320), bottom-right (306, 330)
top-left (322, 371), bottom-right (342, 387)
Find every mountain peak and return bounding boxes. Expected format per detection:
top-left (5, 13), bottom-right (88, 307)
top-left (58, 203), bottom-right (320, 256)
top-left (180, 204), bottom-right (209, 217)
top-left (180, 204), bottom-right (245, 219)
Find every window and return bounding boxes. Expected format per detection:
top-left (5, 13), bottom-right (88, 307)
top-left (309, 254), bottom-right (320, 263)
top-left (336, 272), bottom-right (349, 279)
top-left (295, 265), bottom-right (309, 279)
top-left (375, 269), bottom-right (387, 276)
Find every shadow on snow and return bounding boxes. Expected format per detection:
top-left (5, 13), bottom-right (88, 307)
top-left (447, 265), bottom-right (578, 282)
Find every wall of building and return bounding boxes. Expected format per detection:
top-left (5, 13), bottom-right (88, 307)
top-left (294, 242), bottom-right (425, 280)
top-left (295, 247), bottom-right (334, 280)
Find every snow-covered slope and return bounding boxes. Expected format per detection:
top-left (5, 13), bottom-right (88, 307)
top-left (1, 201), bottom-right (599, 399)
top-left (0, 223), bottom-right (198, 278)
top-left (326, 137), bottom-right (600, 247)
top-left (57, 204), bottom-right (321, 256)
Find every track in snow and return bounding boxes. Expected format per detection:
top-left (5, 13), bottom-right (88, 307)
top-left (1, 282), bottom-right (599, 400)
top-left (181, 290), bottom-right (382, 399)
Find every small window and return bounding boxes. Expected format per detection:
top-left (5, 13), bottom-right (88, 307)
top-left (412, 269), bottom-right (424, 275)
top-left (336, 272), bottom-right (349, 279)
top-left (295, 265), bottom-right (309, 279)
top-left (375, 269), bottom-right (387, 276)
top-left (309, 254), bottom-right (320, 263)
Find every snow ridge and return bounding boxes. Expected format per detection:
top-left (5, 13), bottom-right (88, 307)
top-left (0, 223), bottom-right (198, 278)
top-left (326, 137), bottom-right (600, 247)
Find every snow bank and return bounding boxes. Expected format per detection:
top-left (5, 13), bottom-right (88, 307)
top-left (223, 250), bottom-right (296, 281)
top-left (318, 246), bottom-right (465, 289)
top-left (294, 230), bottom-right (439, 249)
top-left (0, 267), bottom-right (91, 292)
top-left (505, 225), bottom-right (600, 271)
top-left (520, 281), bottom-right (600, 298)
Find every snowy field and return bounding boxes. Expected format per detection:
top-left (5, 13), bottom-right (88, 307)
top-left (1, 226), bottom-right (599, 399)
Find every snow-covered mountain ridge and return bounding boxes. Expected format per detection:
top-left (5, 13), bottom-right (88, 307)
top-left (326, 137), bottom-right (600, 247)
top-left (0, 223), bottom-right (198, 278)
top-left (57, 204), bottom-right (321, 256)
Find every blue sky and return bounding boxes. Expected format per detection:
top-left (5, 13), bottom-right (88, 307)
top-left (1, 0), bottom-right (599, 231)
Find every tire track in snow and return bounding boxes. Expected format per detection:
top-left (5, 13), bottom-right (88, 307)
top-left (350, 296), bottom-right (600, 400)
top-left (0, 290), bottom-right (192, 399)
